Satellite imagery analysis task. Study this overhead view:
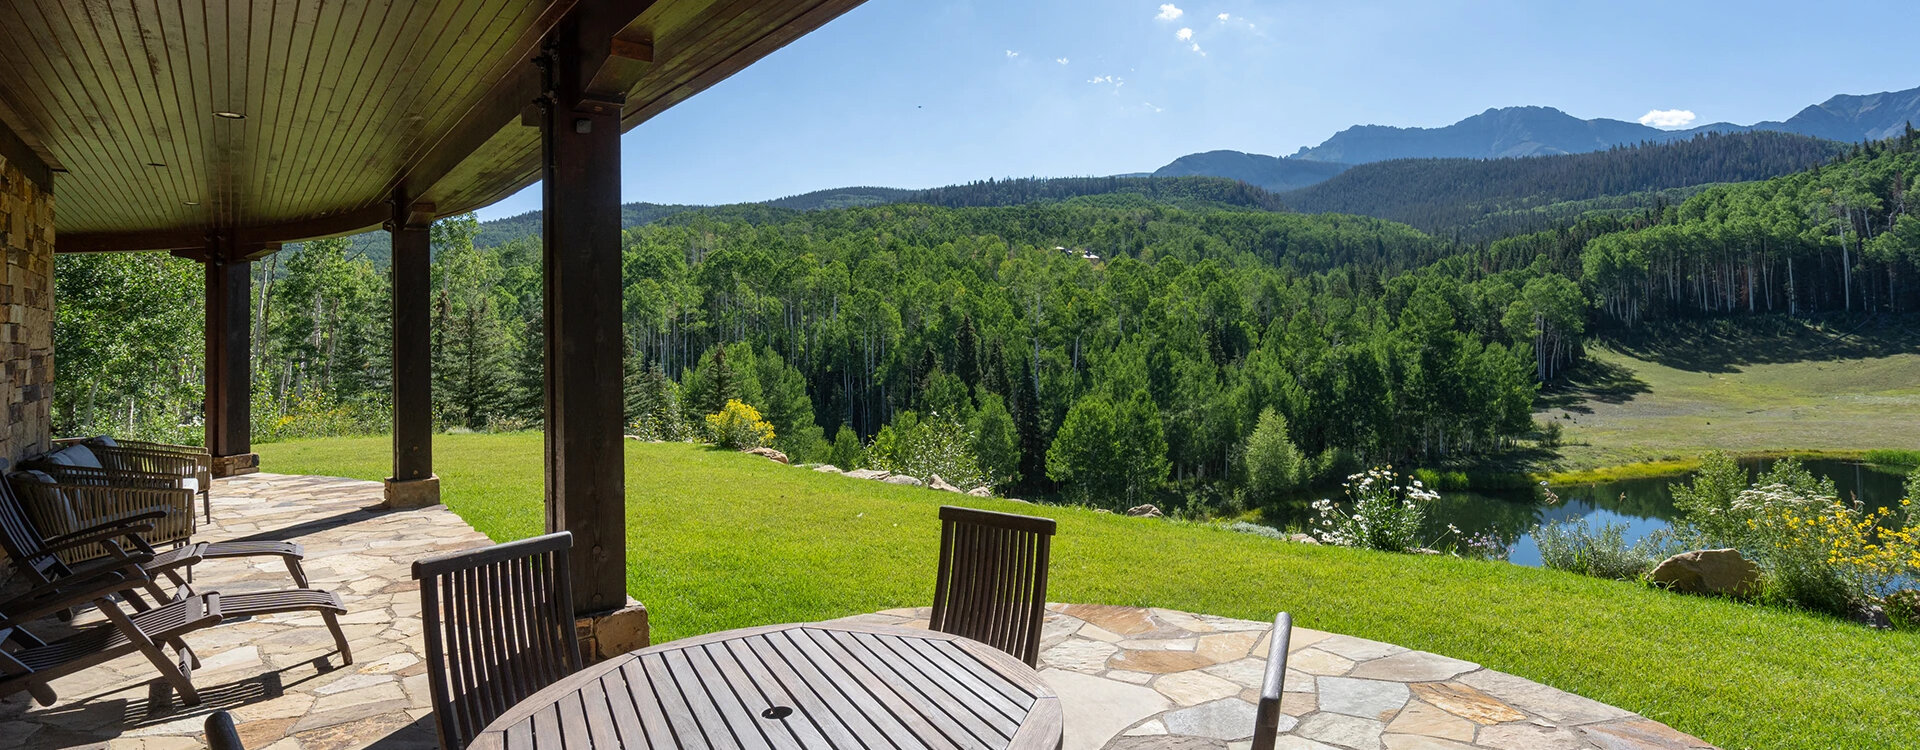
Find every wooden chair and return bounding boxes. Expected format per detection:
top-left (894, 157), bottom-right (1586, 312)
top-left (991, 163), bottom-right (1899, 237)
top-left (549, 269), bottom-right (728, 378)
top-left (205, 710), bottom-right (245, 750)
top-left (1, 465), bottom-right (312, 594)
top-left (0, 463), bottom-right (351, 663)
top-left (0, 565), bottom-right (223, 707)
top-left (1251, 612), bottom-right (1294, 750)
top-left (929, 505), bottom-right (1056, 667)
top-left (413, 532), bottom-right (582, 750)
top-left (9, 466), bottom-right (198, 559)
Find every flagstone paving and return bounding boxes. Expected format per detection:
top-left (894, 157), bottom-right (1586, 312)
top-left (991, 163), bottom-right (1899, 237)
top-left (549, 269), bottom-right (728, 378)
top-left (0, 473), bottom-right (1715, 750)
top-left (836, 606), bottom-right (1718, 750)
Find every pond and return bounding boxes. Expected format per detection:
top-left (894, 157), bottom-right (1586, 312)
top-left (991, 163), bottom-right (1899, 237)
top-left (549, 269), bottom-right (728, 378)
top-left (1298, 459), bottom-right (1912, 567)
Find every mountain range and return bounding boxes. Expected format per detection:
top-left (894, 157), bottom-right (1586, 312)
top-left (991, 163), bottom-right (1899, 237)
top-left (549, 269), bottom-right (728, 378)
top-left (1154, 85), bottom-right (1920, 192)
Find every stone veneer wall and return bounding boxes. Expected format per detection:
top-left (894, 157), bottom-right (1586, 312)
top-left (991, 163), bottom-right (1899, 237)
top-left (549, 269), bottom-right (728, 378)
top-left (0, 152), bottom-right (54, 466)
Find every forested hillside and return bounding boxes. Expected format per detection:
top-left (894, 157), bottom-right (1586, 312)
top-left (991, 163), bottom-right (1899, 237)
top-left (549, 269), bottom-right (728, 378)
top-left (1283, 132), bottom-right (1846, 239)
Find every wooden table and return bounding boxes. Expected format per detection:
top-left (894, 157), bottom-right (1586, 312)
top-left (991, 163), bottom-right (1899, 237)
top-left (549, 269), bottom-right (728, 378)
top-left (470, 622), bottom-right (1064, 750)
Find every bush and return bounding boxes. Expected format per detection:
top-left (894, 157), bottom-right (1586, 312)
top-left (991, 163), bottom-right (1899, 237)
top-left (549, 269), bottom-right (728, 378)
top-left (827, 425), bottom-right (866, 470)
top-left (255, 391), bottom-right (389, 444)
top-left (1226, 521), bottom-right (1288, 541)
top-left (1412, 468), bottom-right (1470, 491)
top-left (704, 400), bottom-right (775, 450)
top-left (1532, 519), bottom-right (1678, 580)
top-left (1886, 589), bottom-right (1920, 631)
top-left (1537, 419), bottom-right (1565, 448)
top-left (1864, 449), bottom-right (1920, 468)
top-left (1309, 468), bottom-right (1436, 553)
top-left (1243, 409), bottom-right (1305, 509)
top-left (870, 411), bottom-right (988, 490)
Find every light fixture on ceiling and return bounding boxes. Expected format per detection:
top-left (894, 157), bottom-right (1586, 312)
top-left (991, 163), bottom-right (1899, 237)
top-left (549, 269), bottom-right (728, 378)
top-left (183, 201), bottom-right (200, 206)
top-left (213, 111), bottom-right (246, 120)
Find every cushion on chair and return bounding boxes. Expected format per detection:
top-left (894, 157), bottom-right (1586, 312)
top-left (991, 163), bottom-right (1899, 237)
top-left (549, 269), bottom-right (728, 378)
top-left (88, 436), bottom-right (119, 448)
top-left (45, 445), bottom-right (103, 470)
top-left (12, 470), bottom-right (80, 533)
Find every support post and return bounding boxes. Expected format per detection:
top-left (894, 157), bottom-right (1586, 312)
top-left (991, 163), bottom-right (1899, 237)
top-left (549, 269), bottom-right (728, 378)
top-left (540, 22), bottom-right (629, 618)
top-left (203, 238), bottom-right (258, 477)
top-left (385, 198), bottom-right (440, 508)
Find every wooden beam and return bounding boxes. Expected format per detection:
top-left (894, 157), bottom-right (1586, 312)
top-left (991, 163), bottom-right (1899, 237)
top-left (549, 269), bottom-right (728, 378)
top-left (543, 7), bottom-right (631, 617)
top-left (203, 238), bottom-right (255, 464)
top-left (389, 196), bottom-right (435, 487)
top-left (0, 118), bottom-right (53, 194)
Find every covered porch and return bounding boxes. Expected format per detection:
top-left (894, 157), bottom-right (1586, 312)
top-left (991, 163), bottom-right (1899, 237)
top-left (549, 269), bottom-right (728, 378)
top-left (0, 473), bottom-right (1712, 750)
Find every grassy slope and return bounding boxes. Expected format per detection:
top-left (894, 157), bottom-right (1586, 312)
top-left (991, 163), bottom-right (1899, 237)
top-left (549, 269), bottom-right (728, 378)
top-left (261, 434), bottom-right (1915, 750)
top-left (1538, 318), bottom-right (1920, 473)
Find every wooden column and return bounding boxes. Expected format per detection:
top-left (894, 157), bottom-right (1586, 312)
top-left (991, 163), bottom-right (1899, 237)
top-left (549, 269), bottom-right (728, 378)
top-left (384, 199), bottom-right (440, 508)
top-left (540, 22), bottom-right (629, 616)
top-left (203, 238), bottom-right (258, 477)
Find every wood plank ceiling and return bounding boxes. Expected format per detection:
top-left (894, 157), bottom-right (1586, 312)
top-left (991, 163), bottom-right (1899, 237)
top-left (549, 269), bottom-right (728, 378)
top-left (0, 0), bottom-right (866, 253)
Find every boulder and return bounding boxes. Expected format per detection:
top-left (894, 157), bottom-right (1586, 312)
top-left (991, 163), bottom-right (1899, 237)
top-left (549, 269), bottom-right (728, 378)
top-left (845, 469), bottom-right (891, 481)
top-left (744, 447), bottom-right (789, 464)
top-left (1005, 497), bottom-right (1032, 504)
top-left (966, 487), bottom-right (993, 498)
top-left (928, 474), bottom-right (963, 493)
top-left (813, 464), bottom-right (843, 474)
top-left (1126, 504), bottom-right (1163, 518)
top-left (1649, 549), bottom-right (1760, 597)
top-left (1289, 533), bottom-right (1321, 545)
top-left (623, 434), bottom-right (642, 441)
top-left (883, 475), bottom-right (925, 487)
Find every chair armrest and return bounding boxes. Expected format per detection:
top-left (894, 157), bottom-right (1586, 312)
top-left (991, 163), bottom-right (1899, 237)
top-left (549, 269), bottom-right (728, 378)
top-left (39, 522), bottom-right (158, 557)
top-left (0, 567), bottom-right (154, 625)
top-left (39, 509), bottom-right (169, 545)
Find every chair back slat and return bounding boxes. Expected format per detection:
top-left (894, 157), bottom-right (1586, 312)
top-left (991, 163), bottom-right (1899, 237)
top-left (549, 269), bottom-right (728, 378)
top-left (929, 505), bottom-right (1055, 667)
top-left (1251, 611), bottom-right (1294, 750)
top-left (413, 532), bottom-right (581, 750)
top-left (0, 467), bottom-right (62, 583)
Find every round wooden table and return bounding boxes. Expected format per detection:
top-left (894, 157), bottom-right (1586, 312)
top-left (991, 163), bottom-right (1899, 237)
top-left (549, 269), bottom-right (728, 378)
top-left (469, 621), bottom-right (1063, 750)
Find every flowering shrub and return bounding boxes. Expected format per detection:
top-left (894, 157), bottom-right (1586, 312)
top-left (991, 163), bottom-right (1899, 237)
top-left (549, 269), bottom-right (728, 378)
top-left (1309, 468), bottom-right (1438, 553)
top-left (1744, 495), bottom-right (1920, 614)
top-left (704, 400), bottom-right (775, 450)
top-left (870, 411), bottom-right (988, 490)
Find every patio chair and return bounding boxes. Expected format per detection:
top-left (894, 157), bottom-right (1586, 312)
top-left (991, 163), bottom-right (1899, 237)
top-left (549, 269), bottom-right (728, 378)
top-left (0, 465), bottom-right (337, 653)
top-left (413, 532), bottom-right (582, 750)
top-left (0, 564), bottom-right (222, 707)
top-left (8, 466), bottom-right (198, 558)
top-left (205, 710), bottom-right (245, 750)
top-left (3, 466), bottom-right (311, 589)
top-left (51, 437), bottom-right (213, 522)
top-left (1251, 612), bottom-right (1294, 750)
top-left (929, 505), bottom-right (1056, 667)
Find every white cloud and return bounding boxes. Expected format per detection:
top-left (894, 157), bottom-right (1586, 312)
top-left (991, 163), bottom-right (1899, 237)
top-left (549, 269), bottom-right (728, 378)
top-left (1176, 27), bottom-right (1194, 41)
top-left (1144, 102), bottom-right (1165, 113)
top-left (1217, 12), bottom-right (1231, 21)
top-left (1192, 43), bottom-right (1205, 55)
top-left (1156, 4), bottom-right (1183, 21)
top-left (1005, 50), bottom-right (1019, 58)
top-left (1056, 57), bottom-right (1069, 65)
top-left (1637, 108), bottom-right (1697, 128)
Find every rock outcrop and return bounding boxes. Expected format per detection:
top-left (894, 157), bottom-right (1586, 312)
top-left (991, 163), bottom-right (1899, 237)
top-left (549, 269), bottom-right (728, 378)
top-left (1649, 549), bottom-right (1760, 597)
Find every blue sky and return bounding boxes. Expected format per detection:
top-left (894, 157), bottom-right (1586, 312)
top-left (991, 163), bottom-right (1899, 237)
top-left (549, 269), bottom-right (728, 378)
top-left (476, 0), bottom-right (1918, 220)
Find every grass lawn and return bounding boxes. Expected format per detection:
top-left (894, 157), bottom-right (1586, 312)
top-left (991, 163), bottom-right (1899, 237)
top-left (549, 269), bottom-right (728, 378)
top-left (260, 434), bottom-right (1917, 750)
top-left (1538, 317), bottom-right (1920, 473)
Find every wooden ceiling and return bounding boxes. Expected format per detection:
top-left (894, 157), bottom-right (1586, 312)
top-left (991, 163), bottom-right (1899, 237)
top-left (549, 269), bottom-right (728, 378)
top-left (0, 0), bottom-right (866, 253)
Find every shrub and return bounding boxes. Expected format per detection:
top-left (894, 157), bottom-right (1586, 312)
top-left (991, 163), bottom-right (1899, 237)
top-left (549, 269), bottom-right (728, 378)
top-left (1886, 589), bottom-right (1920, 631)
top-left (1309, 468), bottom-right (1436, 553)
top-left (1537, 419), bottom-right (1565, 448)
top-left (1532, 519), bottom-right (1678, 580)
top-left (255, 391), bottom-right (389, 444)
top-left (1412, 468), bottom-right (1470, 491)
top-left (1743, 494), bottom-right (1920, 615)
top-left (1863, 449), bottom-right (1920, 468)
top-left (971, 394), bottom-right (1021, 488)
top-left (1243, 409), bottom-right (1305, 509)
top-left (704, 400), bottom-right (775, 450)
top-left (870, 411), bottom-right (988, 490)
top-left (827, 425), bottom-right (866, 470)
top-left (1226, 521), bottom-right (1288, 541)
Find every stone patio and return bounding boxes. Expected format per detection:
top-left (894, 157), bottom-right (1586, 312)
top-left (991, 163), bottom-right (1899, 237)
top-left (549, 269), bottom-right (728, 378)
top-left (0, 473), bottom-right (1715, 750)
top-left (837, 607), bottom-right (1716, 750)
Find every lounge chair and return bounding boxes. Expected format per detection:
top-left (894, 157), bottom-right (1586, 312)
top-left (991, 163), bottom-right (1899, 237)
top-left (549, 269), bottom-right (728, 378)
top-left (8, 466), bottom-right (198, 558)
top-left (413, 532), bottom-right (582, 750)
top-left (3, 464), bottom-right (310, 590)
top-left (0, 463), bottom-right (347, 667)
top-left (929, 505), bottom-right (1056, 667)
top-left (1251, 612), bottom-right (1294, 750)
top-left (0, 563), bottom-right (221, 706)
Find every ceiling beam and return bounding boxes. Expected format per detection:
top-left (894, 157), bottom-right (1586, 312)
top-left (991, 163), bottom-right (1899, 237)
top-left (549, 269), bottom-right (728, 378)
top-left (0, 116), bottom-right (53, 194)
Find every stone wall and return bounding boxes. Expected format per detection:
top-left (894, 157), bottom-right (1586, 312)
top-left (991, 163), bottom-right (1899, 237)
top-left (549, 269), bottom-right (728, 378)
top-left (0, 152), bottom-right (54, 466)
